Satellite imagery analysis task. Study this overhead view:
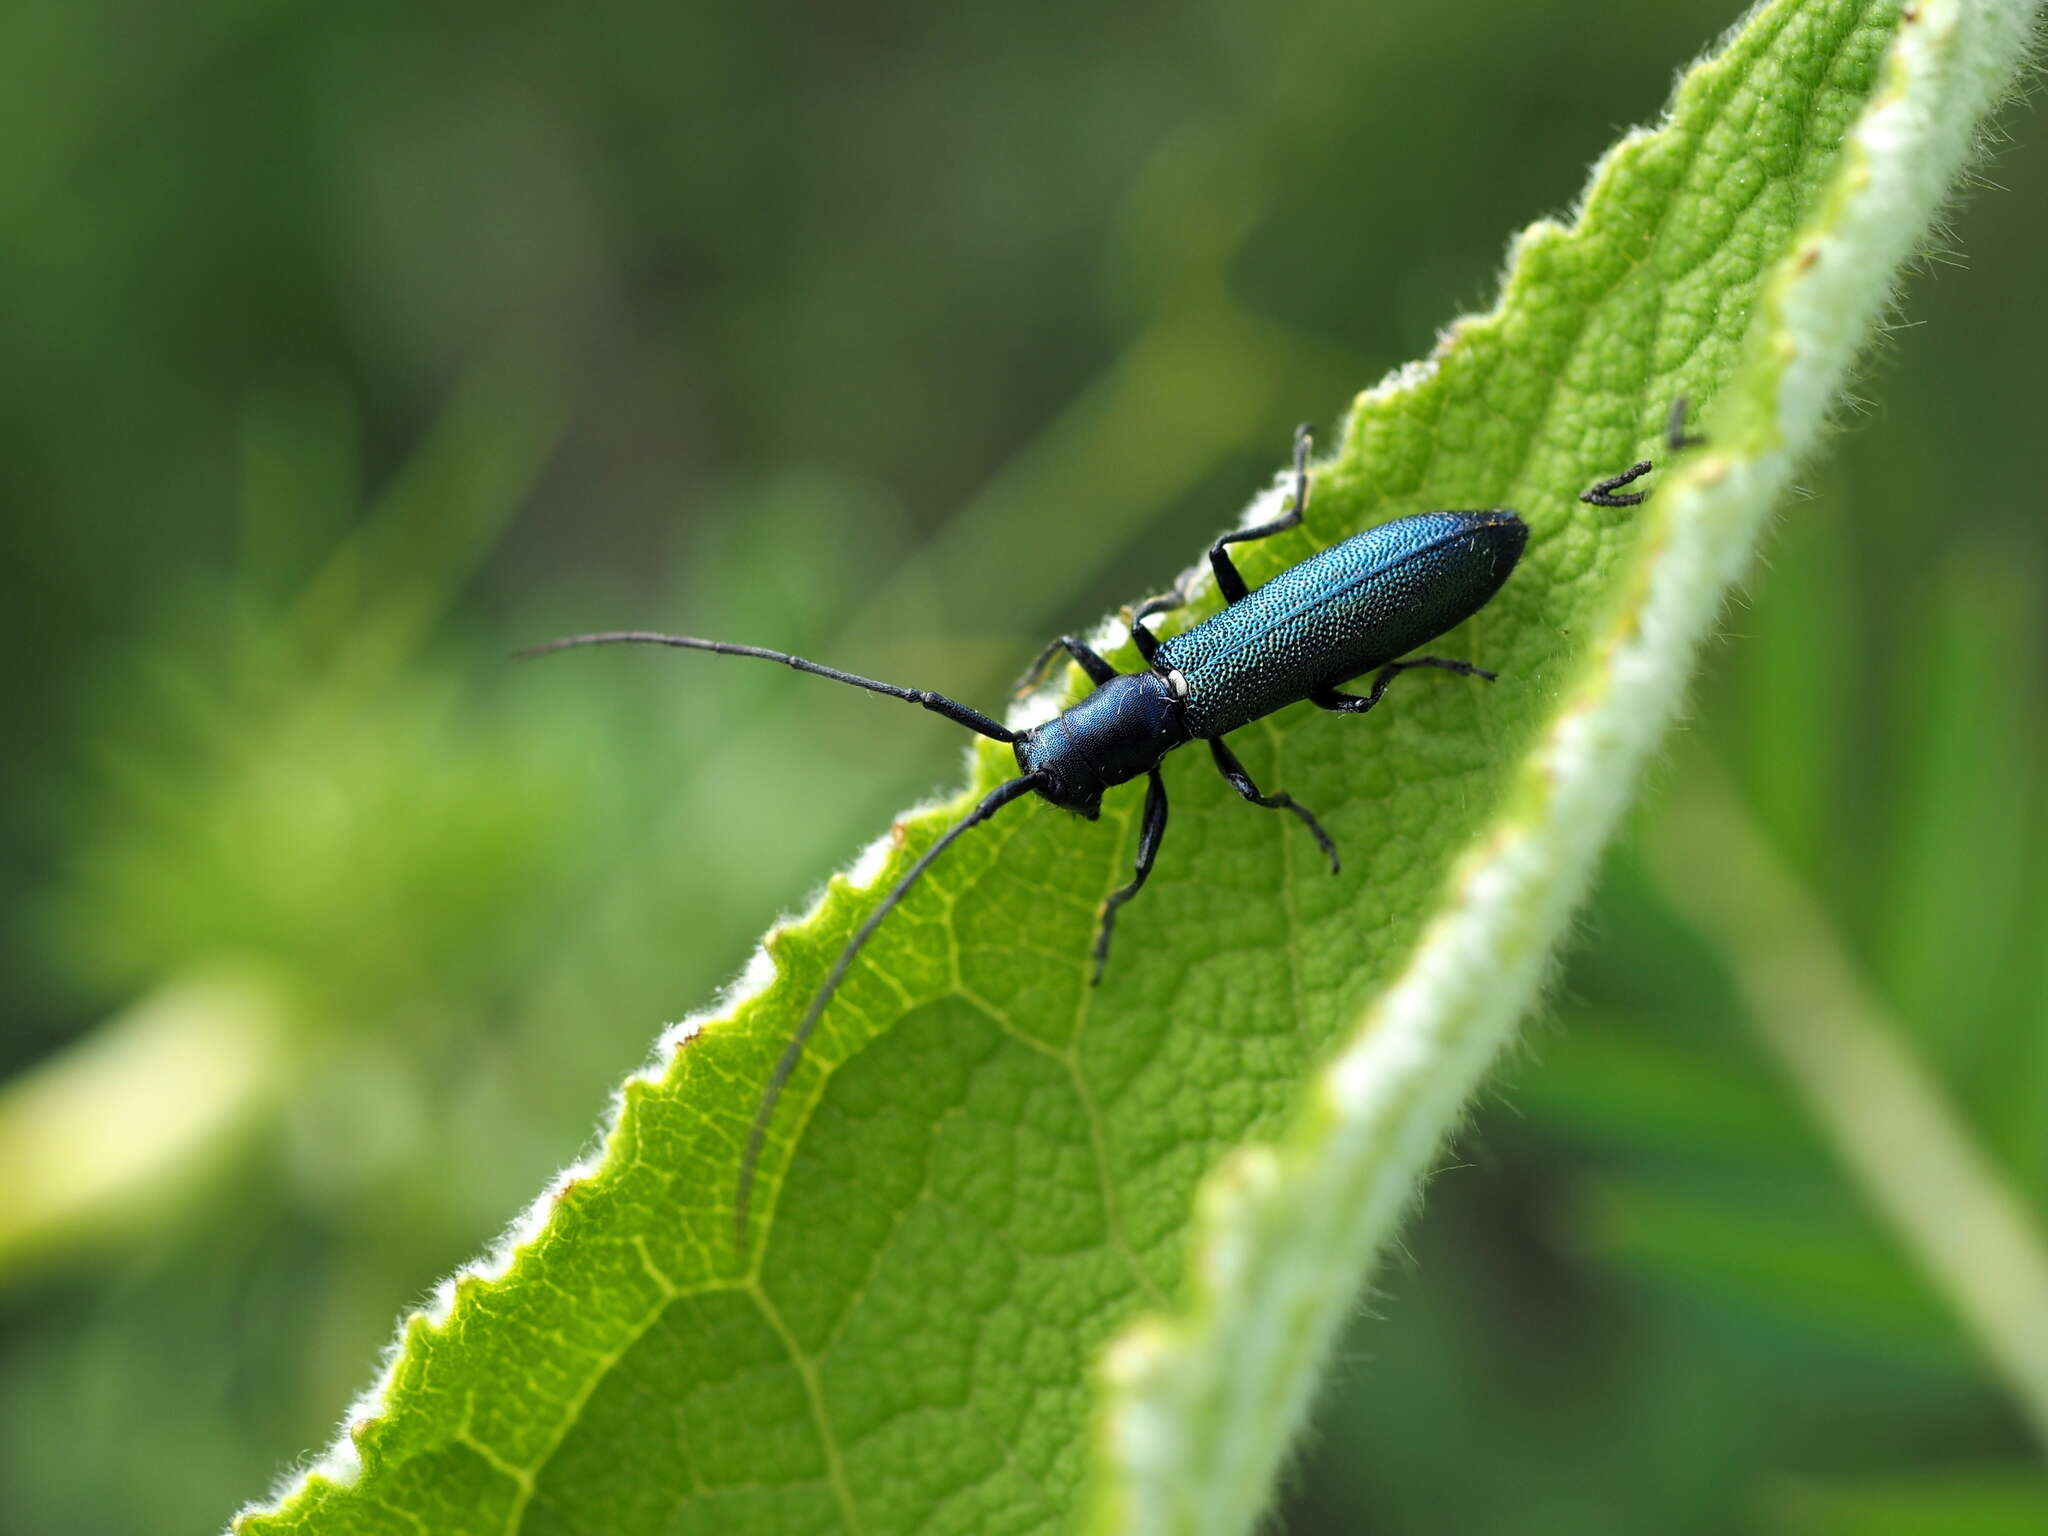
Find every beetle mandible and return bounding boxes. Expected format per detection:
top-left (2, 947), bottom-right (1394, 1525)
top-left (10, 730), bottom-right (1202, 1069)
top-left (530, 422), bottom-right (1579, 1242)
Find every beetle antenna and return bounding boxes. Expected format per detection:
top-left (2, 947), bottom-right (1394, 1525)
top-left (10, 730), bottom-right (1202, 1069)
top-left (517, 630), bottom-right (1019, 744)
top-left (733, 770), bottom-right (1046, 1251)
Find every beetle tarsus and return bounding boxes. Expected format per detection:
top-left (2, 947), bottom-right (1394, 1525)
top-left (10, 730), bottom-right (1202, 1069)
top-left (1579, 459), bottom-right (1655, 507)
top-left (1580, 397), bottom-right (1704, 505)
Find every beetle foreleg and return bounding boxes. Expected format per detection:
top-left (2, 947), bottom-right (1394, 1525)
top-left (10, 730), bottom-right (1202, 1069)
top-left (1091, 769), bottom-right (1169, 984)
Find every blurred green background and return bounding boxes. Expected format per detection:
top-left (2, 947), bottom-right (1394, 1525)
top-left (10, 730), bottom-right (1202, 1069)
top-left (3, 1), bottom-right (2044, 1531)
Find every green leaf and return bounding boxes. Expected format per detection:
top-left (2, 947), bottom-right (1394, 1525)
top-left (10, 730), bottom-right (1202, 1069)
top-left (1087, 2), bottom-right (2039, 1530)
top-left (233, 1), bottom-right (2039, 1531)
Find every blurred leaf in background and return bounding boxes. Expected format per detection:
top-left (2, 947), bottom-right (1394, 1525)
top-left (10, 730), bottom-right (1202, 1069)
top-left (0, 0), bottom-right (2042, 1532)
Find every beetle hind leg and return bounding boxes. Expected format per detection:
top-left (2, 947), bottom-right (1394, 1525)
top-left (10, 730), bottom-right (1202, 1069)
top-left (1666, 394), bottom-right (1703, 450)
top-left (1579, 459), bottom-right (1654, 507)
top-left (1314, 656), bottom-right (1497, 716)
top-left (1579, 397), bottom-right (1704, 507)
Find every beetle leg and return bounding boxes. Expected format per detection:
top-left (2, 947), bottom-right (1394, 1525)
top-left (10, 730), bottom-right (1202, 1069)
top-left (1207, 423), bottom-right (1314, 603)
top-left (1579, 459), bottom-right (1654, 507)
top-left (1667, 395), bottom-right (1703, 450)
top-left (1127, 591), bottom-right (1182, 662)
top-left (1207, 736), bottom-right (1339, 874)
top-left (1091, 769), bottom-right (1169, 984)
top-left (1313, 656), bottom-right (1497, 715)
top-left (1015, 634), bottom-right (1119, 694)
top-left (1581, 398), bottom-right (1704, 506)
top-left (1126, 424), bottom-right (1322, 659)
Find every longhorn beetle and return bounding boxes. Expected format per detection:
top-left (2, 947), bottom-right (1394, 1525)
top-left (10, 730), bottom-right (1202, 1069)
top-left (525, 410), bottom-right (1686, 1245)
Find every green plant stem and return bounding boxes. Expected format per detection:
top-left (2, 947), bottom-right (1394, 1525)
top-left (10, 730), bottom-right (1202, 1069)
top-left (1649, 765), bottom-right (2048, 1456)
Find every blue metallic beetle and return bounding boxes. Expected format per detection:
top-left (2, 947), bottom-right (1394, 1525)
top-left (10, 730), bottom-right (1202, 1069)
top-left (1007, 429), bottom-right (1525, 980)
top-left (529, 423), bottom-right (1559, 1238)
